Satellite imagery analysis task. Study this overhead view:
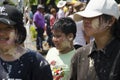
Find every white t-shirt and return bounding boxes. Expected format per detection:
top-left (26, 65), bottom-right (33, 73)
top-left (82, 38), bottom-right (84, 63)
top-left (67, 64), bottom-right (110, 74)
top-left (57, 9), bottom-right (65, 19)
top-left (73, 21), bottom-right (87, 46)
top-left (46, 47), bottom-right (75, 80)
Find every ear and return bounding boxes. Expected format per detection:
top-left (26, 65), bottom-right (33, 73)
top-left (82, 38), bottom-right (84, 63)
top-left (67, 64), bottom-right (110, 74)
top-left (68, 33), bottom-right (74, 41)
top-left (108, 17), bottom-right (115, 26)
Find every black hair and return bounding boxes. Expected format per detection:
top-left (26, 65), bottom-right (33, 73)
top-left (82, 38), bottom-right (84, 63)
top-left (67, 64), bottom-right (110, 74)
top-left (52, 17), bottom-right (77, 39)
top-left (3, 0), bottom-right (9, 5)
top-left (111, 17), bottom-right (120, 39)
top-left (101, 14), bottom-right (120, 39)
top-left (14, 23), bottom-right (26, 45)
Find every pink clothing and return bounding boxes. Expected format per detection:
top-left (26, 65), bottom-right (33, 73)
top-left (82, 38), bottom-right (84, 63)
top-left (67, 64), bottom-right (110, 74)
top-left (50, 15), bottom-right (56, 28)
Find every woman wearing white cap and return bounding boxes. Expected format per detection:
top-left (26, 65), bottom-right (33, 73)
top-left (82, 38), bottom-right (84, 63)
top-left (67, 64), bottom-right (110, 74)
top-left (69, 0), bottom-right (120, 80)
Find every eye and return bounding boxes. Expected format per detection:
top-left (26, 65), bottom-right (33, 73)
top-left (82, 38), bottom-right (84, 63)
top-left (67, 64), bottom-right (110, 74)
top-left (5, 26), bottom-right (14, 31)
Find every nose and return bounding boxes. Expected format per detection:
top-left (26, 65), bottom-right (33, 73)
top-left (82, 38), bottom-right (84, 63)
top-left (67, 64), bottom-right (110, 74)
top-left (52, 36), bottom-right (58, 42)
top-left (0, 30), bottom-right (5, 35)
top-left (84, 19), bottom-right (91, 24)
top-left (52, 36), bottom-right (56, 41)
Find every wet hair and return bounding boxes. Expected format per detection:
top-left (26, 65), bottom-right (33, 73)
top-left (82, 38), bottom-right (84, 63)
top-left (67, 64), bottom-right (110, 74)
top-left (101, 14), bottom-right (120, 39)
top-left (111, 17), bottom-right (120, 39)
top-left (52, 17), bottom-right (77, 39)
top-left (14, 20), bottom-right (26, 45)
top-left (3, 0), bottom-right (9, 5)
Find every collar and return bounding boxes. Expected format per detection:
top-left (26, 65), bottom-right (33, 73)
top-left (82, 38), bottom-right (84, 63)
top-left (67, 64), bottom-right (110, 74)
top-left (88, 38), bottom-right (116, 58)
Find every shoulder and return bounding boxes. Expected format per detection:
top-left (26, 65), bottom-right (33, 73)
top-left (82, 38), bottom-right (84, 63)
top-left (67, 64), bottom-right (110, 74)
top-left (48, 47), bottom-right (58, 53)
top-left (25, 50), bottom-right (49, 67)
top-left (33, 11), bottom-right (39, 17)
top-left (72, 43), bottom-right (93, 61)
top-left (46, 47), bottom-right (59, 58)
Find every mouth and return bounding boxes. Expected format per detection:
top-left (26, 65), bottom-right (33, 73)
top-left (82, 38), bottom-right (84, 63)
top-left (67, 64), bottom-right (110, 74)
top-left (0, 37), bottom-right (9, 42)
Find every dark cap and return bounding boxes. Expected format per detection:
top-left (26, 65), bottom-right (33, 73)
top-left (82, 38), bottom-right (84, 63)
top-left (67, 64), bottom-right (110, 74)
top-left (0, 4), bottom-right (23, 25)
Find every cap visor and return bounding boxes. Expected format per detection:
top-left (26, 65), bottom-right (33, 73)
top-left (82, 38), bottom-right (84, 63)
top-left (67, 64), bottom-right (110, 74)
top-left (74, 11), bottom-right (102, 21)
top-left (0, 18), bottom-right (16, 25)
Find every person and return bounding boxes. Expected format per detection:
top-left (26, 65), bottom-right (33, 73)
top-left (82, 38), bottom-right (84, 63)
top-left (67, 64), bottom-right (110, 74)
top-left (33, 4), bottom-right (45, 51)
top-left (44, 8), bottom-right (57, 48)
top-left (0, 4), bottom-right (53, 80)
top-left (24, 6), bottom-right (33, 25)
top-left (57, 0), bottom-right (67, 19)
top-left (68, 15), bottom-right (94, 49)
top-left (73, 1), bottom-right (86, 13)
top-left (69, 0), bottom-right (120, 79)
top-left (46, 17), bottom-right (77, 80)
top-left (73, 20), bottom-right (94, 49)
top-left (72, 1), bottom-right (93, 49)
top-left (65, 5), bottom-right (74, 17)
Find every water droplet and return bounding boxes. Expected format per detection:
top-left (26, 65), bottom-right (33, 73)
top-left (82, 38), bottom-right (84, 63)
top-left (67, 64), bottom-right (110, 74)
top-left (20, 64), bottom-right (23, 66)
top-left (2, 62), bottom-right (5, 65)
top-left (18, 70), bottom-right (21, 73)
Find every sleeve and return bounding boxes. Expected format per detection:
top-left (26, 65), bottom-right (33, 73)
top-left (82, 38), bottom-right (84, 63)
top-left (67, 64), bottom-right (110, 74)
top-left (31, 53), bottom-right (53, 80)
top-left (33, 13), bottom-right (38, 28)
top-left (69, 50), bottom-right (80, 80)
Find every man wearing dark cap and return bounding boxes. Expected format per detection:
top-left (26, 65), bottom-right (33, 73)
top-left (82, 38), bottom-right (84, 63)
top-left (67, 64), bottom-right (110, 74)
top-left (33, 4), bottom-right (45, 51)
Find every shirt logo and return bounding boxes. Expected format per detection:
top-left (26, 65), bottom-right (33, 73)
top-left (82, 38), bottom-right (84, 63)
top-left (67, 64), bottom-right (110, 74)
top-left (0, 6), bottom-right (8, 16)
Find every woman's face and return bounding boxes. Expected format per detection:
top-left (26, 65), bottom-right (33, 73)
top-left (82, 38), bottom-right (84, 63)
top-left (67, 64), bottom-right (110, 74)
top-left (0, 23), bottom-right (16, 50)
top-left (83, 16), bottom-right (109, 37)
top-left (52, 30), bottom-right (71, 53)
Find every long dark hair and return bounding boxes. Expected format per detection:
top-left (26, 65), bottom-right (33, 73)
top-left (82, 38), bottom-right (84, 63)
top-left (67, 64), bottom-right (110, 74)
top-left (111, 17), bottom-right (120, 39)
top-left (100, 14), bottom-right (120, 39)
top-left (14, 24), bottom-right (26, 45)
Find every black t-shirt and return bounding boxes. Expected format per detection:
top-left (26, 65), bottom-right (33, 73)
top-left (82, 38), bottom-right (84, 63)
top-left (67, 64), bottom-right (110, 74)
top-left (0, 49), bottom-right (53, 80)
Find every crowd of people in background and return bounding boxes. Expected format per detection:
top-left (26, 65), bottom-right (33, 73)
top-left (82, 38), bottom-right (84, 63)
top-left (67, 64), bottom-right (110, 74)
top-left (24, 0), bottom-right (91, 54)
top-left (24, 1), bottom-right (120, 80)
top-left (0, 0), bottom-right (120, 80)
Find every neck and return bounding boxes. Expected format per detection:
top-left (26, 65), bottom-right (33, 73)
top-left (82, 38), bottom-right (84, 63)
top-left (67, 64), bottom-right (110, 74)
top-left (94, 31), bottom-right (113, 50)
top-left (0, 46), bottom-right (26, 61)
top-left (59, 46), bottom-right (74, 54)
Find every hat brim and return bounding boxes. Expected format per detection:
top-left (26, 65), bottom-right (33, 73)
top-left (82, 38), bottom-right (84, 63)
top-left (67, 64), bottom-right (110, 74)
top-left (0, 18), bottom-right (16, 25)
top-left (74, 11), bottom-right (102, 21)
top-left (57, 1), bottom-right (66, 8)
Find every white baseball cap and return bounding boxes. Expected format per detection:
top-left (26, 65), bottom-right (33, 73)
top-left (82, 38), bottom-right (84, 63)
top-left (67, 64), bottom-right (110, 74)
top-left (74, 0), bottom-right (120, 21)
top-left (57, 0), bottom-right (66, 8)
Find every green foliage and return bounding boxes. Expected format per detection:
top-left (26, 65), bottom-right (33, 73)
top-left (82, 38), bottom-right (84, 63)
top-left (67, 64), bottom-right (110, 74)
top-left (46, 0), bottom-right (59, 5)
top-left (30, 25), bottom-right (37, 40)
top-left (8, 0), bottom-right (16, 5)
top-left (0, 0), bottom-right (16, 6)
top-left (29, 0), bottom-right (37, 5)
